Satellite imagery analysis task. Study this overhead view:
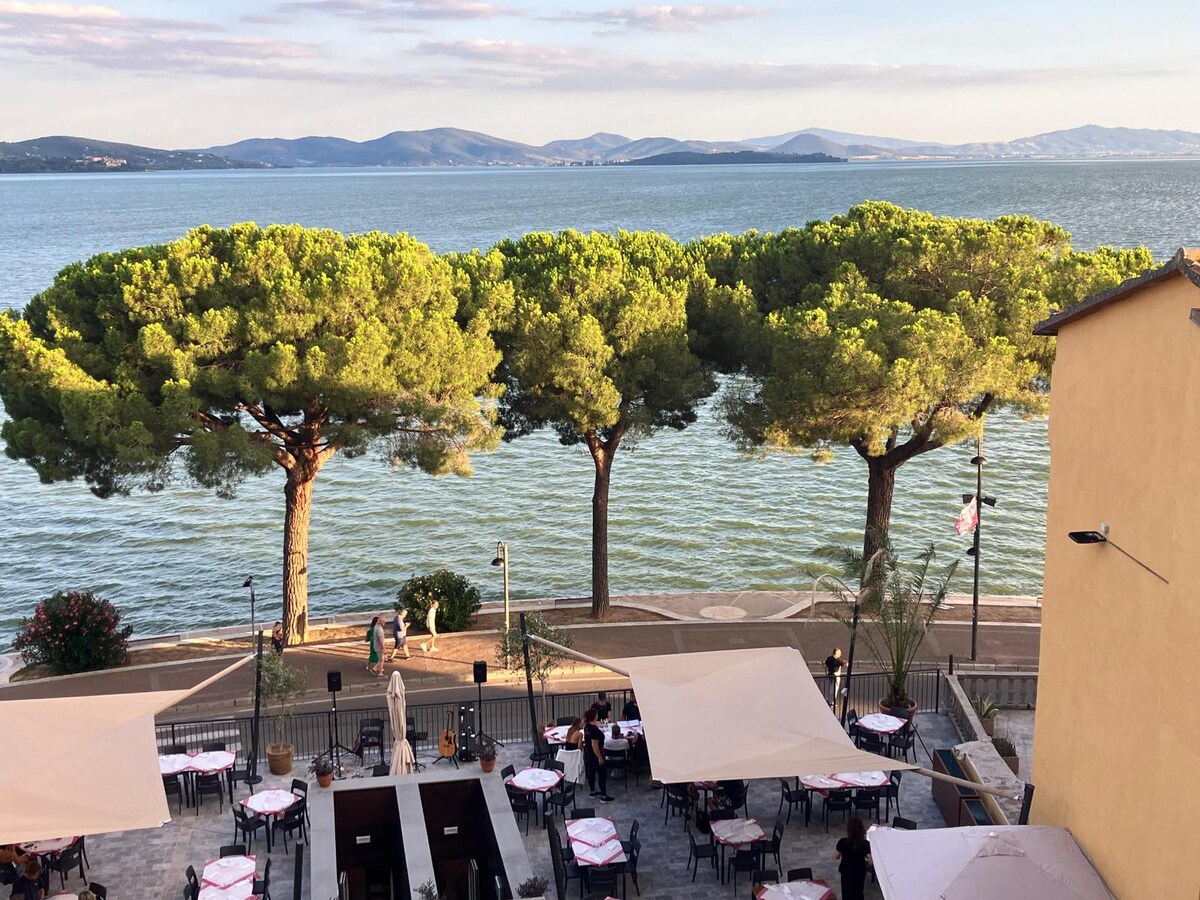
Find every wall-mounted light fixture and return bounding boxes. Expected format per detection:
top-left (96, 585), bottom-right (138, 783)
top-left (1067, 524), bottom-right (1169, 585)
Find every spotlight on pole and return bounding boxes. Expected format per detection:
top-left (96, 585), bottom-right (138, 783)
top-left (1068, 525), bottom-right (1169, 584)
top-left (490, 541), bottom-right (511, 638)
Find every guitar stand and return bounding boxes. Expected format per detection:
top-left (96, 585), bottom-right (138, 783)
top-left (432, 753), bottom-right (459, 768)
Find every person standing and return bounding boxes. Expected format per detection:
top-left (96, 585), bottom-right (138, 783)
top-left (420, 600), bottom-right (440, 653)
top-left (835, 816), bottom-right (872, 900)
top-left (621, 692), bottom-right (640, 721)
top-left (372, 616), bottom-right (386, 676)
top-left (824, 648), bottom-right (846, 709)
top-left (270, 621), bottom-right (284, 654)
top-left (594, 691), bottom-right (612, 722)
top-left (389, 608), bottom-right (410, 661)
top-left (582, 708), bottom-right (613, 802)
top-left (367, 615), bottom-right (383, 676)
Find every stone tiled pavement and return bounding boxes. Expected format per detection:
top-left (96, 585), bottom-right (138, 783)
top-left (58, 713), bottom-right (957, 900)
top-left (56, 767), bottom-right (309, 900)
top-left (495, 713), bottom-right (960, 900)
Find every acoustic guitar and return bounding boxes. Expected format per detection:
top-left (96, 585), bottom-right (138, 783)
top-left (438, 705), bottom-right (457, 758)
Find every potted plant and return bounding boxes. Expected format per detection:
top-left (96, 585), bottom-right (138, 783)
top-left (415, 879), bottom-right (441, 900)
top-left (818, 539), bottom-right (957, 716)
top-left (517, 876), bottom-right (549, 899)
top-left (973, 695), bottom-right (1000, 737)
top-left (496, 614), bottom-right (575, 725)
top-left (993, 736), bottom-right (1019, 775)
top-left (261, 651), bottom-right (304, 775)
top-left (477, 737), bottom-right (497, 774)
top-left (313, 758), bottom-right (335, 788)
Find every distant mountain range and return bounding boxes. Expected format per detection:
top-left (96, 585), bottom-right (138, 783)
top-left (623, 150), bottom-right (843, 166)
top-left (0, 136), bottom-right (267, 173)
top-left (5, 125), bottom-right (1200, 173)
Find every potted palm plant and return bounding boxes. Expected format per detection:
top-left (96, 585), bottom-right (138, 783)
top-left (818, 539), bottom-right (956, 717)
top-left (973, 695), bottom-right (1000, 737)
top-left (261, 651), bottom-right (304, 775)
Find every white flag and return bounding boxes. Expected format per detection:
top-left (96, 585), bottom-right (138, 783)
top-left (955, 496), bottom-right (979, 535)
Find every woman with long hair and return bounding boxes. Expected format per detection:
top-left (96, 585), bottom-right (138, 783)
top-left (582, 708), bottom-right (613, 802)
top-left (834, 815), bottom-right (872, 900)
top-left (366, 615), bottom-right (382, 675)
top-left (565, 716), bottom-right (584, 750)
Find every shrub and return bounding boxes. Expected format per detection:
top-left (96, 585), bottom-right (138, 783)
top-left (517, 877), bottom-right (549, 898)
top-left (261, 651), bottom-right (305, 745)
top-left (972, 694), bottom-right (1000, 719)
top-left (12, 590), bottom-right (133, 674)
top-left (992, 736), bottom-right (1017, 757)
top-left (396, 570), bottom-right (481, 633)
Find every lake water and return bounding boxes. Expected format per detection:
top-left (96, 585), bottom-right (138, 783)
top-left (2, 159), bottom-right (1199, 640)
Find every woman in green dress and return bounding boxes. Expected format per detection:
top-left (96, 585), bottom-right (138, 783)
top-left (367, 615), bottom-right (381, 674)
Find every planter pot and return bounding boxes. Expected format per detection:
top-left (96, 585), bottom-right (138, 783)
top-left (1002, 755), bottom-right (1019, 776)
top-left (267, 742), bottom-right (294, 776)
top-left (316, 772), bottom-right (334, 788)
top-left (981, 717), bottom-right (996, 737)
top-left (880, 697), bottom-right (918, 717)
top-left (480, 757), bottom-right (497, 774)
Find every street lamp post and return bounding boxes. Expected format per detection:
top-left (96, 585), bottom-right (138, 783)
top-left (964, 441), bottom-right (997, 661)
top-left (243, 575), bottom-right (257, 639)
top-left (490, 541), bottom-right (510, 635)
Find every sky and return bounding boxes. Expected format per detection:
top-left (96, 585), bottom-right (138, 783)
top-left (1, 0), bottom-right (1197, 148)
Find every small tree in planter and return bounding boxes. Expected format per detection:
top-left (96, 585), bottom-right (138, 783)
top-left (396, 570), bottom-right (482, 634)
top-left (517, 876), bottom-right (549, 899)
top-left (12, 590), bottom-right (133, 675)
top-left (823, 540), bottom-right (956, 712)
top-left (496, 614), bottom-right (574, 724)
top-left (261, 651), bottom-right (304, 774)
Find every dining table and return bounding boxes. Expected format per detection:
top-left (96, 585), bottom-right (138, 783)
top-left (544, 720), bottom-right (644, 746)
top-left (565, 816), bottom-right (627, 867)
top-left (197, 882), bottom-right (255, 900)
top-left (856, 712), bottom-right (907, 735)
top-left (18, 836), bottom-right (77, 857)
top-left (159, 750), bottom-right (238, 805)
top-left (202, 854), bottom-right (256, 889)
top-left (755, 880), bottom-right (835, 900)
top-left (508, 767), bottom-right (563, 793)
top-left (709, 817), bottom-right (765, 883)
top-left (243, 788), bottom-right (301, 851)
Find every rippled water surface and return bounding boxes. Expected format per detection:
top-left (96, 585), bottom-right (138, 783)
top-left (3, 160), bottom-right (1199, 639)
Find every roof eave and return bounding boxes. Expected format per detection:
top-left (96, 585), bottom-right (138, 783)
top-left (1033, 248), bottom-right (1200, 336)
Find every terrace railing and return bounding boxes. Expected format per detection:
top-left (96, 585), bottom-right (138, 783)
top-left (155, 668), bottom-right (944, 762)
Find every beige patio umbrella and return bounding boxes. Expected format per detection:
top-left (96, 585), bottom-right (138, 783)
top-left (387, 670), bottom-right (417, 775)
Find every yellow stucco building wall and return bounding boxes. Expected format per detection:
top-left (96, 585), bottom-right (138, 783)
top-left (1033, 267), bottom-right (1200, 900)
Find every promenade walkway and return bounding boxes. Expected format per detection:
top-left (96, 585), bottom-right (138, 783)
top-left (0, 591), bottom-right (1040, 715)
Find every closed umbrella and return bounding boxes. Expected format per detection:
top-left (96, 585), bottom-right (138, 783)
top-left (387, 671), bottom-right (416, 775)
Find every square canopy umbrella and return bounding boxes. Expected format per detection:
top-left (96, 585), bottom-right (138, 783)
top-left (871, 825), bottom-right (1116, 900)
top-left (0, 656), bottom-right (251, 845)
top-left (387, 671), bottom-right (416, 775)
top-left (606, 647), bottom-right (913, 784)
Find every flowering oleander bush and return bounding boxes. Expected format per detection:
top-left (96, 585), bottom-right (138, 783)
top-left (12, 590), bottom-right (133, 674)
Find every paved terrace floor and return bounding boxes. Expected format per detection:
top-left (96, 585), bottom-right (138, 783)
top-left (60, 712), bottom-right (961, 900)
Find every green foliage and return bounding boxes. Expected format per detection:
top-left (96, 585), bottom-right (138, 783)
top-left (0, 224), bottom-right (502, 640)
top-left (260, 650), bottom-right (305, 743)
top-left (414, 879), bottom-right (440, 900)
top-left (496, 614), bottom-right (575, 694)
top-left (824, 541), bottom-right (957, 706)
top-left (487, 229), bottom-right (716, 446)
top-left (11, 590), bottom-right (133, 674)
top-left (477, 736), bottom-right (497, 762)
top-left (396, 569), bottom-right (482, 633)
top-left (992, 736), bottom-right (1017, 757)
top-left (517, 877), bottom-right (550, 899)
top-left (973, 694), bottom-right (1000, 719)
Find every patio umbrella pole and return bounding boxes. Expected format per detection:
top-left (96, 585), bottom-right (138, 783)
top-left (247, 630), bottom-right (264, 785)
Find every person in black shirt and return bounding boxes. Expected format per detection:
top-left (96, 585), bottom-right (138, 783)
top-left (834, 816), bottom-right (871, 900)
top-left (582, 708), bottom-right (613, 802)
top-left (621, 692), bottom-right (640, 721)
top-left (594, 691), bottom-right (612, 722)
top-left (824, 648), bottom-right (845, 709)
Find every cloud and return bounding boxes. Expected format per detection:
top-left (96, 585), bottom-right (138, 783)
top-left (547, 4), bottom-right (766, 33)
top-left (415, 39), bottom-right (1185, 93)
top-left (0, 1), bottom-right (338, 81)
top-left (276, 0), bottom-right (523, 21)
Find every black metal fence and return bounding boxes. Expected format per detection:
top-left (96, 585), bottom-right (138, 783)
top-left (155, 670), bottom-right (942, 763)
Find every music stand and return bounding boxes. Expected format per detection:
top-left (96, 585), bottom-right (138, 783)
top-left (314, 670), bottom-right (355, 776)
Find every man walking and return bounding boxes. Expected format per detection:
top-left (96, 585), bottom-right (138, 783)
top-left (824, 648), bottom-right (846, 710)
top-left (420, 600), bottom-right (440, 653)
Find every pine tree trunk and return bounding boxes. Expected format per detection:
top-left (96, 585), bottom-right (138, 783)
top-left (282, 466), bottom-right (315, 645)
top-left (863, 460), bottom-right (896, 566)
top-left (590, 452), bottom-right (613, 620)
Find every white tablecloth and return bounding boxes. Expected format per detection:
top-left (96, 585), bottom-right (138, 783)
top-left (20, 836), bottom-right (76, 855)
top-left (567, 817), bottom-right (617, 847)
top-left (756, 881), bottom-right (834, 900)
top-left (159, 753), bottom-right (195, 775)
top-left (509, 767), bottom-right (562, 792)
top-left (834, 770), bottom-right (888, 788)
top-left (710, 817), bottom-right (765, 847)
top-left (198, 882), bottom-right (254, 900)
top-left (243, 788), bottom-right (299, 816)
top-left (190, 750), bottom-right (236, 773)
top-left (571, 837), bottom-right (626, 867)
top-left (799, 775), bottom-right (844, 791)
top-left (857, 713), bottom-right (906, 735)
top-left (202, 855), bottom-right (256, 889)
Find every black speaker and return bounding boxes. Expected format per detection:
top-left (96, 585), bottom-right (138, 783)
top-left (473, 660), bottom-right (487, 684)
top-left (326, 669), bottom-right (342, 693)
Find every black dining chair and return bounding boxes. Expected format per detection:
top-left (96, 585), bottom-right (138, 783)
top-left (852, 787), bottom-right (881, 823)
top-left (506, 784), bottom-right (535, 835)
top-left (233, 804), bottom-right (270, 852)
top-left (822, 789), bottom-right (852, 831)
top-left (544, 782), bottom-right (578, 821)
top-left (87, 882), bottom-right (107, 900)
top-left (752, 870), bottom-right (779, 899)
top-left (778, 778), bottom-right (809, 825)
top-left (888, 722), bottom-right (916, 761)
top-left (762, 817), bottom-right (785, 872)
top-left (570, 806), bottom-right (595, 820)
top-left (273, 803), bottom-right (307, 854)
top-left (883, 770), bottom-right (903, 819)
top-left (357, 718), bottom-right (386, 765)
top-left (219, 844), bottom-right (245, 858)
top-left (684, 822), bottom-right (718, 882)
top-left (252, 857), bottom-right (272, 900)
top-left (194, 772), bottom-right (225, 815)
top-left (163, 773), bottom-right (185, 815)
top-left (201, 740), bottom-right (227, 752)
top-left (664, 784), bottom-right (690, 826)
top-left (786, 867), bottom-right (814, 882)
top-left (623, 835), bottom-right (642, 896)
top-left (726, 848), bottom-right (762, 894)
top-left (583, 863), bottom-right (620, 900)
top-left (165, 743), bottom-right (188, 755)
top-left (46, 845), bottom-right (86, 888)
top-left (291, 778), bottom-right (311, 826)
top-left (620, 818), bottom-right (640, 856)
top-left (500, 764), bottom-right (516, 781)
top-left (892, 816), bottom-right (918, 830)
